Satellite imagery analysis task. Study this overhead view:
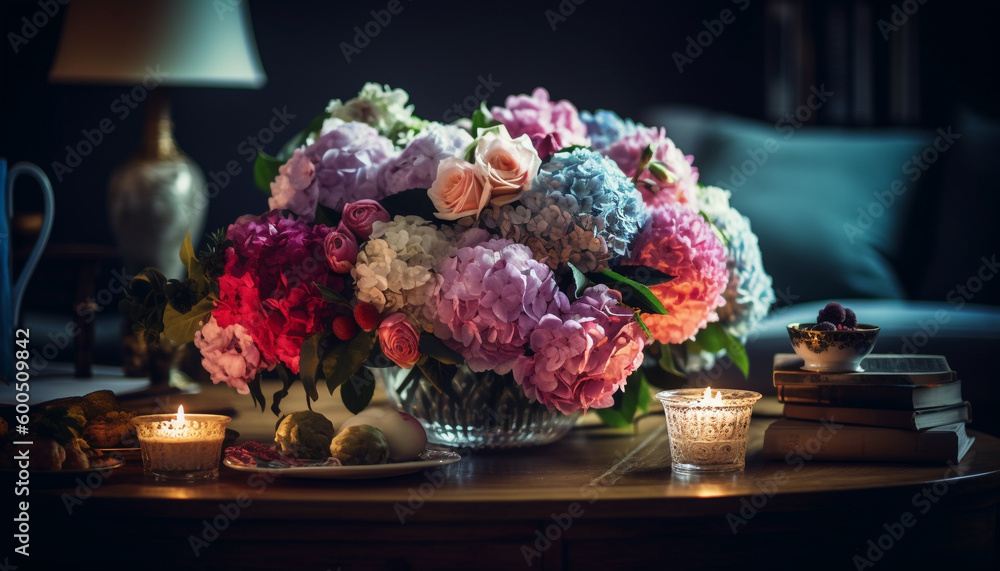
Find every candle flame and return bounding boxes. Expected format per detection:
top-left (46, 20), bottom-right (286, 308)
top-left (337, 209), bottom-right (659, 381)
top-left (701, 386), bottom-right (723, 404)
top-left (177, 404), bottom-right (185, 423)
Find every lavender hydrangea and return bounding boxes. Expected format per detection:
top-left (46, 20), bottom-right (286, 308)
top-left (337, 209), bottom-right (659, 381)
top-left (428, 238), bottom-right (569, 374)
top-left (305, 119), bottom-right (398, 213)
top-left (697, 185), bottom-right (775, 341)
top-left (482, 148), bottom-right (646, 273)
top-left (377, 123), bottom-right (474, 196)
top-left (580, 110), bottom-right (641, 153)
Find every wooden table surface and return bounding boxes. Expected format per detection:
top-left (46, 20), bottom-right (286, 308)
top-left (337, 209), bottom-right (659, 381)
top-left (17, 382), bottom-right (1000, 571)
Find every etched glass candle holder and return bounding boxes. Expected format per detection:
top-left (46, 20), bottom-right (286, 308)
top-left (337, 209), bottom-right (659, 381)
top-left (656, 388), bottom-right (761, 473)
top-left (133, 406), bottom-right (231, 481)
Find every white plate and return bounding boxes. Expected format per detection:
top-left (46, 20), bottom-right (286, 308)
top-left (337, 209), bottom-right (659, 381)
top-left (222, 449), bottom-right (461, 479)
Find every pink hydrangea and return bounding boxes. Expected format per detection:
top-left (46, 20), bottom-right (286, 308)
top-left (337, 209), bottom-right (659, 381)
top-left (512, 286), bottom-right (645, 414)
top-left (627, 203), bottom-right (728, 344)
top-left (491, 88), bottom-right (590, 160)
top-left (268, 148), bottom-right (318, 220)
top-left (604, 127), bottom-right (699, 208)
top-left (193, 316), bottom-right (265, 394)
top-left (428, 238), bottom-right (568, 374)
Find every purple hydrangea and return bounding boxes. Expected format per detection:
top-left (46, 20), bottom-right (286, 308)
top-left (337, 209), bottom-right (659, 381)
top-left (304, 119), bottom-right (398, 212)
top-left (428, 238), bottom-right (569, 374)
top-left (377, 123), bottom-right (474, 196)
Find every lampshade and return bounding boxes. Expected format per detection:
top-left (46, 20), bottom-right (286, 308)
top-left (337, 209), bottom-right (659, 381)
top-left (49, 0), bottom-right (266, 88)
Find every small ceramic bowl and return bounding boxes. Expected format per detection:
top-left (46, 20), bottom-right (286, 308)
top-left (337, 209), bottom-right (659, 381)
top-left (786, 323), bottom-right (880, 372)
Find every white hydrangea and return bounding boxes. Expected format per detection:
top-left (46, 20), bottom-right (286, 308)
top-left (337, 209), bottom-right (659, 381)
top-left (696, 185), bottom-right (775, 342)
top-left (325, 83), bottom-right (428, 147)
top-left (352, 215), bottom-right (454, 316)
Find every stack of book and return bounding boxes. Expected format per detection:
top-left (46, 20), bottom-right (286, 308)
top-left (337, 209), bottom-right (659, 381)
top-left (763, 354), bottom-right (974, 463)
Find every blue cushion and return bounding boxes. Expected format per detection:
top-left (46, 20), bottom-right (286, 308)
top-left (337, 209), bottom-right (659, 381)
top-left (643, 107), bottom-right (930, 302)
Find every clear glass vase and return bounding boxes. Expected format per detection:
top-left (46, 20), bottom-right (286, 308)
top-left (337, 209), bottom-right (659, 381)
top-left (376, 364), bottom-right (580, 450)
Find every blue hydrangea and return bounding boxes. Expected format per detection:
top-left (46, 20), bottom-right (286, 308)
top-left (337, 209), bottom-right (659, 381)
top-left (482, 148), bottom-right (646, 273)
top-left (580, 110), bottom-right (642, 153)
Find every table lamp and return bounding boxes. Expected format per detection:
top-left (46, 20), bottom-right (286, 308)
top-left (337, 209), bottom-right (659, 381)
top-left (49, 0), bottom-right (267, 279)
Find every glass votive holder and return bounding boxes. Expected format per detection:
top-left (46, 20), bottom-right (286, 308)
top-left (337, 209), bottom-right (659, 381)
top-left (656, 388), bottom-right (762, 473)
top-left (133, 409), bottom-right (231, 481)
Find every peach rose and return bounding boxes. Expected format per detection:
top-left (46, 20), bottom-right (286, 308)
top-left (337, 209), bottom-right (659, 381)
top-left (474, 125), bottom-right (541, 206)
top-left (377, 313), bottom-right (421, 369)
top-left (428, 157), bottom-right (490, 220)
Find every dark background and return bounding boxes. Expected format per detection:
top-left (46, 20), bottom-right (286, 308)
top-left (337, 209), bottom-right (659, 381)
top-left (2, 0), bottom-right (998, 312)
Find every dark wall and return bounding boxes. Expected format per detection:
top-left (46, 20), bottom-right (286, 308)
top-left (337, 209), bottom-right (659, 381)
top-left (1, 0), bottom-right (997, 291)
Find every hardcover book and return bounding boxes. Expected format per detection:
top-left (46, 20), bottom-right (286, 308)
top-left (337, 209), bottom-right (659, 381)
top-left (781, 401), bottom-right (971, 431)
top-left (773, 353), bottom-right (955, 386)
top-left (762, 419), bottom-right (974, 463)
top-left (775, 381), bottom-right (965, 410)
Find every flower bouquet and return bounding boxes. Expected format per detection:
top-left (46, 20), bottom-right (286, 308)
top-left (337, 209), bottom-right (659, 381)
top-left (121, 84), bottom-right (774, 431)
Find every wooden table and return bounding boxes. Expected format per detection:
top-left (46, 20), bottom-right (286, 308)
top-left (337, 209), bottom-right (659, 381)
top-left (16, 383), bottom-right (1000, 571)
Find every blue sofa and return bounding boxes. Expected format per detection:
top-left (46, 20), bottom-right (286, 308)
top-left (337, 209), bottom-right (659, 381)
top-left (642, 105), bottom-right (1000, 435)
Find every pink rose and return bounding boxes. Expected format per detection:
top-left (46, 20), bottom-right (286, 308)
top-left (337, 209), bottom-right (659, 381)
top-left (378, 313), bottom-right (421, 369)
top-left (428, 157), bottom-right (490, 220)
top-left (324, 223), bottom-right (359, 274)
top-left (342, 199), bottom-right (390, 240)
top-left (473, 125), bottom-right (541, 206)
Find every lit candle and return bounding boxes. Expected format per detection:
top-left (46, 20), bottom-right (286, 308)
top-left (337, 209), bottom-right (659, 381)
top-left (133, 406), bottom-right (231, 481)
top-left (656, 387), bottom-right (761, 473)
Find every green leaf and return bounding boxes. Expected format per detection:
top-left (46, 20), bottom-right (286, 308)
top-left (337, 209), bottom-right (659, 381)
top-left (161, 296), bottom-right (215, 346)
top-left (595, 368), bottom-right (644, 429)
top-left (298, 333), bottom-right (326, 401)
top-left (322, 330), bottom-right (377, 395)
top-left (377, 187), bottom-right (437, 220)
top-left (270, 365), bottom-right (298, 416)
top-left (696, 323), bottom-right (750, 379)
top-left (340, 368), bottom-right (376, 414)
top-left (658, 345), bottom-right (686, 377)
top-left (253, 149), bottom-right (285, 193)
top-left (416, 357), bottom-right (454, 395)
top-left (700, 211), bottom-right (731, 248)
top-left (555, 144), bottom-right (589, 155)
top-left (418, 332), bottom-right (464, 365)
top-left (635, 373), bottom-right (652, 415)
top-left (590, 268), bottom-right (668, 315)
top-left (568, 263), bottom-right (591, 299)
top-left (179, 232), bottom-right (202, 282)
top-left (247, 373), bottom-right (265, 413)
top-left (253, 113), bottom-right (328, 192)
top-left (634, 312), bottom-right (653, 340)
top-left (314, 282), bottom-right (352, 308)
top-left (603, 264), bottom-right (674, 288)
top-left (470, 101), bottom-right (500, 132)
